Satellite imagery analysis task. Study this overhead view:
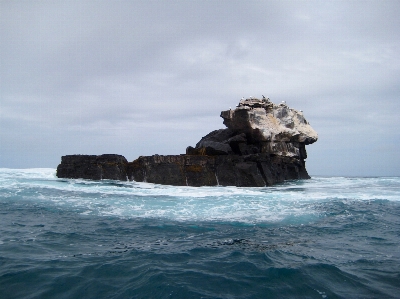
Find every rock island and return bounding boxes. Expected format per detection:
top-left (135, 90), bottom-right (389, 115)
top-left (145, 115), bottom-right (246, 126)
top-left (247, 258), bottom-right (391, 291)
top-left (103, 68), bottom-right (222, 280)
top-left (57, 97), bottom-right (318, 186)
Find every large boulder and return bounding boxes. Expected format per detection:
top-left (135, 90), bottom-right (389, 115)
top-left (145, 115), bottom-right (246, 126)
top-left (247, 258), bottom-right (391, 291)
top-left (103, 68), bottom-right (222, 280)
top-left (220, 98), bottom-right (318, 145)
top-left (192, 97), bottom-right (318, 158)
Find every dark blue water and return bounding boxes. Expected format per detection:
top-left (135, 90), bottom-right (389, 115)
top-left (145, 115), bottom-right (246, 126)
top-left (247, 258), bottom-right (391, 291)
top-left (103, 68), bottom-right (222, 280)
top-left (1, 169), bottom-right (399, 298)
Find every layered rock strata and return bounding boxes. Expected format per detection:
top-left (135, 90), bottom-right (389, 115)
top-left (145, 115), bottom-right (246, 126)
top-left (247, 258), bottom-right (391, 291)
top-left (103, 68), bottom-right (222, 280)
top-left (57, 97), bottom-right (318, 187)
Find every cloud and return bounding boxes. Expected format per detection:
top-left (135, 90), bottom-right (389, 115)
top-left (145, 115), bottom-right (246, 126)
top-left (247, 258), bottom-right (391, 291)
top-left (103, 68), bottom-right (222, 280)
top-left (1, 0), bottom-right (400, 175)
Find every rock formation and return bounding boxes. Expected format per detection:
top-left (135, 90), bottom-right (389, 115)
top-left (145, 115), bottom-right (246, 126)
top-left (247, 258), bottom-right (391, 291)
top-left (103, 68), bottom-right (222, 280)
top-left (57, 97), bottom-right (318, 187)
top-left (56, 154), bottom-right (128, 181)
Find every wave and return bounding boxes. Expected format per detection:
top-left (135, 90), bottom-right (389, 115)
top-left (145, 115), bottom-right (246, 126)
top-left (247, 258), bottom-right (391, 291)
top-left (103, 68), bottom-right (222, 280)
top-left (1, 168), bottom-right (399, 224)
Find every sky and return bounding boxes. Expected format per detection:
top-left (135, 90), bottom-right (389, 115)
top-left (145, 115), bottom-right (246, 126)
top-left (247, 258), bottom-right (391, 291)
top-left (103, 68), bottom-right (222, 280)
top-left (1, 0), bottom-right (400, 176)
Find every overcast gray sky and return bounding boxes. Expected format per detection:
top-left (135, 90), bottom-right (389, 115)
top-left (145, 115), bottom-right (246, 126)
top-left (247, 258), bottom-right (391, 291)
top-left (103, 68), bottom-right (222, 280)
top-left (1, 0), bottom-right (399, 176)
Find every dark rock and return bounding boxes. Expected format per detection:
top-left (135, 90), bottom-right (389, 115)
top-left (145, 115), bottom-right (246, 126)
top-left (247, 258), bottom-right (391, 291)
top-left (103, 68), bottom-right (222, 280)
top-left (226, 133), bottom-right (247, 144)
top-left (124, 153), bottom-right (310, 187)
top-left (195, 129), bottom-right (235, 147)
top-left (57, 154), bottom-right (128, 180)
top-left (127, 154), bottom-right (217, 187)
top-left (198, 141), bottom-right (232, 155)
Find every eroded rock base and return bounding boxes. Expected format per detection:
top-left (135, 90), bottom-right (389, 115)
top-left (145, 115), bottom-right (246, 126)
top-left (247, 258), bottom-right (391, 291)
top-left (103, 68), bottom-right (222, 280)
top-left (129, 154), bottom-right (309, 187)
top-left (57, 153), bottom-right (310, 187)
top-left (56, 154), bottom-right (128, 181)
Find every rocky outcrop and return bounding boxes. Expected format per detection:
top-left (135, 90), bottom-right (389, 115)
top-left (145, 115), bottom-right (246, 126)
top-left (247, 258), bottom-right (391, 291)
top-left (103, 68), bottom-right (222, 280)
top-left (57, 97), bottom-right (318, 186)
top-left (126, 153), bottom-right (309, 187)
top-left (56, 154), bottom-right (128, 181)
top-left (217, 97), bottom-right (317, 158)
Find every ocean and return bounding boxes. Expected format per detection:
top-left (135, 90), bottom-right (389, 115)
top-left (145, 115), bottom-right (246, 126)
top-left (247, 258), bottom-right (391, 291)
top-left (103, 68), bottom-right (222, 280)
top-left (0, 168), bottom-right (399, 299)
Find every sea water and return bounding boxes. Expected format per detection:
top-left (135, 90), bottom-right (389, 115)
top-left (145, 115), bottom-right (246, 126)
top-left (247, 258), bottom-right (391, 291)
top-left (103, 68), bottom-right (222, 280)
top-left (0, 168), bottom-right (399, 298)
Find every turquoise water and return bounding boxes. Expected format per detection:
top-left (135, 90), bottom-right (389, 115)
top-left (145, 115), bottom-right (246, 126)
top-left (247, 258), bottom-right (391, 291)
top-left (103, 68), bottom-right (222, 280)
top-left (1, 169), bottom-right (399, 298)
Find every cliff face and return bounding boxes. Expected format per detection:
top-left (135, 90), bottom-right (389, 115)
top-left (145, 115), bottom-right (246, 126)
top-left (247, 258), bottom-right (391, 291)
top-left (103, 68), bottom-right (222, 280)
top-left (127, 153), bottom-right (309, 187)
top-left (56, 154), bottom-right (128, 181)
top-left (56, 97), bottom-right (318, 187)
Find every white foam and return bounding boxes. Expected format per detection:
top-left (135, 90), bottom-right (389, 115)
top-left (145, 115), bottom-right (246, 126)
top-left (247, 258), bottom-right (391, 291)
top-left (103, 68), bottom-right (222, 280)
top-left (1, 169), bottom-right (399, 223)
top-left (0, 168), bottom-right (56, 179)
